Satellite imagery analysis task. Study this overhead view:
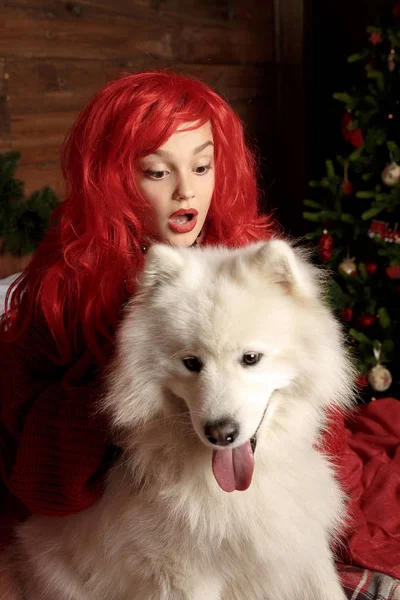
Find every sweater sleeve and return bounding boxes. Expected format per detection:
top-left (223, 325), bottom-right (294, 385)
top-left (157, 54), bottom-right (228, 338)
top-left (0, 320), bottom-right (112, 516)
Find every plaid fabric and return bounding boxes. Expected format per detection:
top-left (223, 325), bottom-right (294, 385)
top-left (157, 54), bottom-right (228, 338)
top-left (338, 563), bottom-right (400, 600)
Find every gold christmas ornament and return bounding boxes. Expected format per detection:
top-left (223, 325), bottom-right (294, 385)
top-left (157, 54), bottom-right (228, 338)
top-left (388, 48), bottom-right (396, 72)
top-left (338, 257), bottom-right (357, 276)
top-left (367, 344), bottom-right (392, 392)
top-left (367, 364), bottom-right (392, 392)
top-left (381, 161), bottom-right (400, 186)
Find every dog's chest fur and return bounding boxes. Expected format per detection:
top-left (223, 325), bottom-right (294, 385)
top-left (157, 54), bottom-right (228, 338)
top-left (18, 434), bottom-right (344, 600)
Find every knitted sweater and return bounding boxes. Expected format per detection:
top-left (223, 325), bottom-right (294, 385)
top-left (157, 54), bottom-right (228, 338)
top-left (0, 317), bottom-right (348, 524)
top-left (0, 318), bottom-right (113, 520)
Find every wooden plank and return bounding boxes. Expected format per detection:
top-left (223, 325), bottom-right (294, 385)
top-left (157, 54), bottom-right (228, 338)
top-left (10, 135), bottom-right (64, 165)
top-left (153, 0), bottom-right (275, 30)
top-left (5, 0), bottom-right (151, 17)
top-left (0, 57), bottom-right (7, 96)
top-left (11, 111), bottom-right (76, 141)
top-left (7, 58), bottom-right (276, 114)
top-left (1, 6), bottom-right (274, 64)
top-left (9, 111), bottom-right (76, 164)
top-left (103, 63), bottom-right (273, 99)
top-left (0, 137), bottom-right (12, 154)
top-left (7, 57), bottom-right (179, 114)
top-left (274, 0), bottom-right (304, 66)
top-left (7, 58), bottom-right (109, 114)
top-left (233, 0), bottom-right (275, 31)
top-left (190, 64), bottom-right (277, 102)
top-left (0, 97), bottom-right (11, 144)
top-left (5, 0), bottom-right (248, 25)
top-left (1, 6), bottom-right (177, 61)
top-left (0, 57), bottom-right (11, 145)
top-left (16, 161), bottom-right (64, 197)
top-left (177, 25), bottom-right (273, 64)
top-left (151, 0), bottom-right (234, 22)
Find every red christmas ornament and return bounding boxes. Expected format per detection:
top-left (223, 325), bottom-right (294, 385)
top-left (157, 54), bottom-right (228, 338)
top-left (340, 307), bottom-right (353, 322)
top-left (386, 265), bottom-right (400, 279)
top-left (365, 262), bottom-right (378, 275)
top-left (368, 31), bottom-right (382, 46)
top-left (356, 314), bottom-right (376, 328)
top-left (368, 219), bottom-right (386, 239)
top-left (341, 181), bottom-right (353, 195)
top-left (341, 112), bottom-right (364, 148)
top-left (393, 1), bottom-right (400, 17)
top-left (318, 230), bottom-right (333, 264)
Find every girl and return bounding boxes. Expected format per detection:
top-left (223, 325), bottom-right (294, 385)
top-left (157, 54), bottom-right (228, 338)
top-left (0, 71), bottom-right (281, 533)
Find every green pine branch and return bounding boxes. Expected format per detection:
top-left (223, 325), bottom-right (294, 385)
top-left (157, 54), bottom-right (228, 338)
top-left (0, 151), bottom-right (58, 255)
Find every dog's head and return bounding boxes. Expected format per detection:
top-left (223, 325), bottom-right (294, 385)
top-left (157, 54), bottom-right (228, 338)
top-left (104, 240), bottom-right (354, 490)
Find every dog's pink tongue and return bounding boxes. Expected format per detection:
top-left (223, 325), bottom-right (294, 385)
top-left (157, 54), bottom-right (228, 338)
top-left (212, 441), bottom-right (254, 492)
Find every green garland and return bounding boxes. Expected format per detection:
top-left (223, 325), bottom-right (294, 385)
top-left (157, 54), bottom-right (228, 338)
top-left (0, 151), bottom-right (58, 255)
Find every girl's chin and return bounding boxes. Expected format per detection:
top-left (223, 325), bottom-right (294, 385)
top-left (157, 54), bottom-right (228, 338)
top-left (168, 235), bottom-right (198, 247)
top-left (164, 228), bottom-right (202, 247)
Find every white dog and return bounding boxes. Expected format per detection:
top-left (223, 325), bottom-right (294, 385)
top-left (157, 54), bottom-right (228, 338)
top-left (14, 240), bottom-right (355, 600)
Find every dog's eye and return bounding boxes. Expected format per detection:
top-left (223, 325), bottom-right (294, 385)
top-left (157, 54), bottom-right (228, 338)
top-left (183, 357), bottom-right (203, 372)
top-left (242, 352), bottom-right (263, 366)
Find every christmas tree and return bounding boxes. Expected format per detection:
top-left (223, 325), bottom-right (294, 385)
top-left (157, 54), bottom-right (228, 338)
top-left (304, 3), bottom-right (400, 398)
top-left (0, 151), bottom-right (58, 255)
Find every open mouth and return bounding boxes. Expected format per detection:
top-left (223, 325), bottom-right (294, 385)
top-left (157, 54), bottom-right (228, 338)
top-left (168, 209), bottom-right (198, 234)
top-left (250, 435), bottom-right (257, 453)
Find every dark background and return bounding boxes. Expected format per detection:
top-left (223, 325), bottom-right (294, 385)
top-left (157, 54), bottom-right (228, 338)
top-left (271, 0), bottom-right (394, 236)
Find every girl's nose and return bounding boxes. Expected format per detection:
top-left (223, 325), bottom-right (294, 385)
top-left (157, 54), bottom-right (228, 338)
top-left (173, 175), bottom-right (195, 201)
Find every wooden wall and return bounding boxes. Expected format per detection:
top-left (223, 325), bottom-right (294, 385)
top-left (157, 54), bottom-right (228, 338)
top-left (0, 0), bottom-right (277, 201)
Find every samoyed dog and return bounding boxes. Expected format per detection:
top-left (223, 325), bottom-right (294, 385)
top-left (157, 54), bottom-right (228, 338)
top-left (14, 240), bottom-right (355, 600)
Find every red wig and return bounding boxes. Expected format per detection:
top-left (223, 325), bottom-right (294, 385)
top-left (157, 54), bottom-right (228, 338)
top-left (2, 71), bottom-right (274, 365)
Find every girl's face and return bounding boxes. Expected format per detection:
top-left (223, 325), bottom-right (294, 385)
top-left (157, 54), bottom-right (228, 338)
top-left (135, 122), bottom-right (215, 247)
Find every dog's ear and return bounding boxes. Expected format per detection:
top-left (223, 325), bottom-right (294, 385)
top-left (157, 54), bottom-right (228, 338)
top-left (139, 244), bottom-right (184, 294)
top-left (250, 240), bottom-right (319, 299)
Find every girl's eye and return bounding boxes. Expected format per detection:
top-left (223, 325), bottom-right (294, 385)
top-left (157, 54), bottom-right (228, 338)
top-left (145, 170), bottom-right (168, 180)
top-left (194, 164), bottom-right (211, 175)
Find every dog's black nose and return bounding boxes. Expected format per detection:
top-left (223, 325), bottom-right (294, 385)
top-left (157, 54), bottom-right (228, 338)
top-left (204, 419), bottom-right (240, 446)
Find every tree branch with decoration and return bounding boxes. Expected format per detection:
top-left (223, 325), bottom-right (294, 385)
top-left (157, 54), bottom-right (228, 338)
top-left (304, 2), bottom-right (400, 399)
top-left (0, 151), bottom-right (58, 256)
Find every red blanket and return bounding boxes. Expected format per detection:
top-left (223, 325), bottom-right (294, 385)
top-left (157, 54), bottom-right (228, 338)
top-left (340, 397), bottom-right (400, 580)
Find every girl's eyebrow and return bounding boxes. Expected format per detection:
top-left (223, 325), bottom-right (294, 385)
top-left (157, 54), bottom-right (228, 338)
top-left (150, 141), bottom-right (214, 159)
top-left (193, 141), bottom-right (214, 155)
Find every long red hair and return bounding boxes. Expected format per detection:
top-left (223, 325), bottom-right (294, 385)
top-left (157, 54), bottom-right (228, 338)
top-left (2, 71), bottom-right (275, 365)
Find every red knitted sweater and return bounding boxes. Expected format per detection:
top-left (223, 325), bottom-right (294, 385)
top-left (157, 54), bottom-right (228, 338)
top-left (0, 318), bottom-right (113, 522)
top-left (0, 316), bottom-right (348, 529)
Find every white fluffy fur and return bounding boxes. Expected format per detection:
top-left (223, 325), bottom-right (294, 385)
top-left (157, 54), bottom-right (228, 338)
top-left (15, 240), bottom-right (355, 600)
